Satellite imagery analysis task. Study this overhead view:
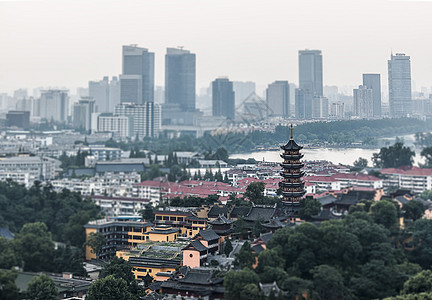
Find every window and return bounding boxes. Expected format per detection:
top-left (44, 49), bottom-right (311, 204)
top-left (189, 253), bottom-right (193, 258)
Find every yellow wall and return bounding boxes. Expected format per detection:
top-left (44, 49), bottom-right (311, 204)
top-left (147, 231), bottom-right (177, 242)
top-left (133, 266), bottom-right (176, 280)
top-left (85, 228), bottom-right (97, 260)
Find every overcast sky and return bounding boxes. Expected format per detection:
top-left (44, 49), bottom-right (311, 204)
top-left (0, 0), bottom-right (431, 94)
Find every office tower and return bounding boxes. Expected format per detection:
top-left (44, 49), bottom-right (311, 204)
top-left (120, 45), bottom-right (155, 104)
top-left (362, 74), bottom-right (381, 117)
top-left (73, 97), bottom-right (95, 132)
top-left (89, 77), bottom-right (109, 113)
top-left (299, 50), bottom-right (323, 119)
top-left (212, 78), bottom-right (235, 119)
top-left (165, 47), bottom-right (196, 111)
top-left (353, 85), bottom-right (374, 118)
top-left (388, 53), bottom-right (412, 117)
top-left (312, 96), bottom-right (329, 118)
top-left (295, 89), bottom-right (305, 119)
top-left (13, 89), bottom-right (28, 100)
top-left (97, 114), bottom-right (132, 139)
top-left (38, 90), bottom-right (69, 122)
top-left (266, 81), bottom-right (290, 118)
top-left (330, 102), bottom-right (345, 119)
top-left (154, 86), bottom-right (165, 104)
top-left (233, 81), bottom-right (255, 108)
top-left (115, 102), bottom-right (161, 138)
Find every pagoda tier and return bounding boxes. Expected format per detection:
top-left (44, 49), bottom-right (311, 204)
top-left (279, 124), bottom-right (306, 207)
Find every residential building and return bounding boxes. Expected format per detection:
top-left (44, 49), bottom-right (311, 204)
top-left (121, 45), bottom-right (155, 104)
top-left (212, 77), bottom-right (235, 120)
top-left (312, 96), bottom-right (329, 118)
top-left (97, 114), bottom-right (132, 138)
top-left (80, 146), bottom-right (123, 161)
top-left (266, 81), bottom-right (290, 118)
top-left (38, 90), bottom-right (69, 122)
top-left (165, 47), bottom-right (196, 112)
top-left (363, 74), bottom-right (381, 117)
top-left (115, 102), bottom-right (161, 138)
top-left (0, 156), bottom-right (57, 182)
top-left (89, 77), bottom-right (110, 113)
top-left (388, 53), bottom-right (412, 117)
top-left (233, 81), bottom-right (256, 108)
top-left (381, 166), bottom-right (432, 193)
top-left (295, 88), bottom-right (305, 119)
top-left (353, 85), bottom-right (374, 118)
top-left (73, 98), bottom-right (95, 132)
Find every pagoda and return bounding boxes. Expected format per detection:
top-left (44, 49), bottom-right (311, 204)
top-left (279, 124), bottom-right (306, 211)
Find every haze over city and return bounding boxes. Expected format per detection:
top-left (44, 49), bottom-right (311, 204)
top-left (1, 0), bottom-right (432, 93)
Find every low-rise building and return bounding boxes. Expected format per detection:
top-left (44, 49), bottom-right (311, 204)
top-left (0, 156), bottom-right (58, 183)
top-left (381, 166), bottom-right (432, 193)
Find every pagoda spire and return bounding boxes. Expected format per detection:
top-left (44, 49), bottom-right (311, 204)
top-left (290, 123), bottom-right (293, 140)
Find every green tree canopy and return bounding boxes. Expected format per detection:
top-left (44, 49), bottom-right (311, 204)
top-left (224, 268), bottom-right (260, 300)
top-left (26, 274), bottom-right (58, 300)
top-left (373, 142), bottom-right (415, 168)
top-left (85, 232), bottom-right (106, 257)
top-left (299, 196), bottom-right (322, 220)
top-left (0, 269), bottom-right (19, 300)
top-left (86, 275), bottom-right (133, 300)
top-left (234, 241), bottom-right (256, 269)
top-left (370, 199), bottom-right (398, 229)
top-left (244, 182), bottom-right (265, 203)
top-left (403, 200), bottom-right (425, 221)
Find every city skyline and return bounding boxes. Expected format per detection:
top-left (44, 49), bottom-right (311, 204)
top-left (1, 0), bottom-right (432, 93)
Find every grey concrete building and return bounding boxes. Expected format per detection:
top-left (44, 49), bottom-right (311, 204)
top-left (353, 85), bottom-right (374, 118)
top-left (299, 50), bottom-right (323, 119)
top-left (212, 78), bottom-right (235, 120)
top-left (388, 53), bottom-right (412, 117)
top-left (266, 81), bottom-right (290, 118)
top-left (362, 74), bottom-right (381, 117)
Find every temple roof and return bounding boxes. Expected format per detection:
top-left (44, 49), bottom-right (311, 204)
top-left (281, 139), bottom-right (303, 151)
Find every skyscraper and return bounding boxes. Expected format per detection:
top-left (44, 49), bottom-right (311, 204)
top-left (362, 74), bottom-right (381, 117)
top-left (353, 85), bottom-right (374, 118)
top-left (212, 78), bottom-right (235, 120)
top-left (165, 47), bottom-right (196, 111)
top-left (233, 81), bottom-right (256, 108)
top-left (266, 81), bottom-right (290, 118)
top-left (73, 97), bottom-right (95, 132)
top-left (299, 50), bottom-right (323, 119)
top-left (120, 45), bottom-right (155, 104)
top-left (388, 53), bottom-right (412, 117)
top-left (295, 89), bottom-right (305, 119)
top-left (115, 102), bottom-right (161, 138)
top-left (89, 77), bottom-right (109, 113)
top-left (38, 90), bottom-right (69, 122)
top-left (312, 96), bottom-right (329, 119)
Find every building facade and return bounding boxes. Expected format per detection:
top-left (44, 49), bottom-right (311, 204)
top-left (388, 53), bottom-right (412, 117)
top-left (73, 98), bottom-right (95, 132)
top-left (212, 78), bottom-right (235, 120)
top-left (353, 85), bottom-right (374, 118)
top-left (38, 90), bottom-right (69, 122)
top-left (165, 48), bottom-right (196, 112)
top-left (362, 74), bottom-right (381, 117)
top-left (266, 81), bottom-right (290, 118)
top-left (121, 45), bottom-right (155, 104)
top-left (115, 102), bottom-right (161, 138)
top-left (97, 114), bottom-right (132, 138)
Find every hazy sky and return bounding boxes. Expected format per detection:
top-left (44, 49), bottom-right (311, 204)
top-left (1, 0), bottom-right (431, 94)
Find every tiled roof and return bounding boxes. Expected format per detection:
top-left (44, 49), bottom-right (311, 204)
top-left (184, 240), bottom-right (208, 252)
top-left (381, 166), bottom-right (432, 176)
top-left (208, 206), bottom-right (229, 217)
top-left (197, 229), bottom-right (220, 241)
top-left (244, 206), bottom-right (276, 222)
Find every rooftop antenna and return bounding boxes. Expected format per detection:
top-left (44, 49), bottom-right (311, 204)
top-left (177, 46), bottom-right (184, 50)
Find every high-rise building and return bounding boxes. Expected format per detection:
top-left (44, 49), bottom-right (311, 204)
top-left (212, 78), bottom-right (235, 120)
top-left (295, 89), bottom-right (305, 119)
top-left (89, 76), bottom-right (120, 113)
top-left (362, 74), bottom-right (381, 117)
top-left (115, 102), bottom-right (161, 138)
top-left (38, 90), bottom-right (69, 122)
top-left (121, 45), bottom-right (155, 104)
top-left (6, 111), bottom-right (30, 129)
top-left (388, 53), bottom-right (412, 117)
top-left (89, 77), bottom-right (109, 113)
top-left (353, 85), bottom-right (374, 118)
top-left (312, 96), bottom-right (329, 119)
top-left (266, 81), bottom-right (290, 118)
top-left (165, 48), bottom-right (196, 111)
top-left (73, 97), bottom-right (95, 132)
top-left (299, 50), bottom-right (323, 119)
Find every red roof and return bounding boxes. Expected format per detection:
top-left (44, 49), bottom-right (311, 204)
top-left (381, 166), bottom-right (432, 176)
top-left (331, 173), bottom-right (381, 181)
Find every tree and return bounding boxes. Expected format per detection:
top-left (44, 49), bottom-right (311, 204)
top-left (0, 237), bottom-right (20, 269)
top-left (244, 182), bottom-right (265, 203)
top-left (410, 219), bottom-right (432, 269)
top-left (139, 205), bottom-right (154, 222)
top-left (234, 241), bottom-right (256, 269)
top-left (224, 268), bottom-right (260, 300)
top-left (312, 265), bottom-right (352, 300)
top-left (421, 146), bottom-right (432, 167)
top-left (0, 269), bottom-right (19, 300)
top-left (224, 238), bottom-right (233, 257)
top-left (252, 219), bottom-right (266, 237)
top-left (402, 270), bottom-right (432, 295)
top-left (403, 200), bottom-right (425, 221)
top-left (370, 199), bottom-right (398, 229)
top-left (13, 222), bottom-right (55, 272)
top-left (256, 249), bottom-right (285, 274)
top-left (85, 232), bottom-right (106, 257)
top-left (372, 142), bottom-right (415, 168)
top-left (86, 275), bottom-right (133, 300)
top-left (354, 157), bottom-right (368, 168)
top-left (299, 196), bottom-right (322, 220)
top-left (214, 147), bottom-right (229, 162)
top-left (26, 274), bottom-right (58, 300)
top-left (234, 217), bottom-right (249, 239)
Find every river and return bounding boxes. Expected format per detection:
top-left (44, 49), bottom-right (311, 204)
top-left (230, 134), bottom-right (425, 166)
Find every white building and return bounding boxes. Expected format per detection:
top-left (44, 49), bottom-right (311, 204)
top-left (38, 90), bottom-right (69, 122)
top-left (381, 166), bottom-right (432, 193)
top-left (0, 156), bottom-right (58, 183)
top-left (97, 114), bottom-right (132, 138)
top-left (353, 85), bottom-right (374, 118)
top-left (115, 102), bottom-right (161, 138)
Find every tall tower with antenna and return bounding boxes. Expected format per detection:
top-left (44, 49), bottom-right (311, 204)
top-left (279, 124), bottom-right (306, 212)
